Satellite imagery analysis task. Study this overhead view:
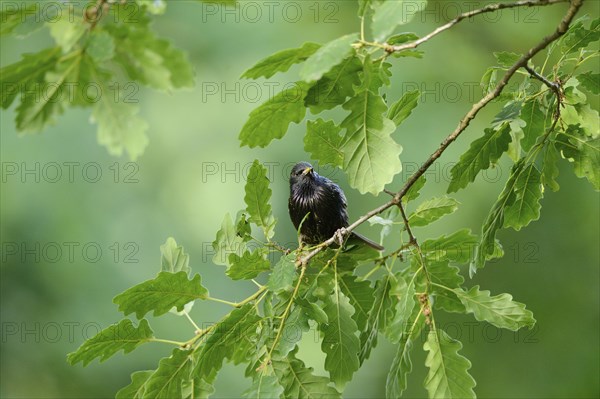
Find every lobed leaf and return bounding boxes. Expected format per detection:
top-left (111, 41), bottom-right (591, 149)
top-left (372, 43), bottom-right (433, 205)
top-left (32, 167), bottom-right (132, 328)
top-left (194, 304), bottom-right (262, 380)
top-left (239, 83), bottom-right (309, 148)
top-left (268, 253), bottom-right (297, 293)
top-left (300, 34), bottom-right (358, 82)
top-left (503, 164), bottom-right (544, 230)
top-left (408, 197), bottom-right (459, 227)
top-left (371, 0), bottom-right (428, 42)
top-left (67, 319), bottom-right (153, 366)
top-left (160, 237), bottom-right (190, 275)
top-left (320, 285), bottom-right (360, 388)
top-left (555, 124), bottom-right (600, 190)
top-left (305, 119), bottom-right (344, 167)
top-left (144, 348), bottom-right (193, 399)
top-left (116, 370), bottom-right (154, 399)
top-left (227, 249), bottom-right (271, 280)
top-left (305, 56), bottom-right (362, 114)
top-left (113, 272), bottom-right (209, 319)
top-left (242, 42), bottom-right (321, 79)
top-left (244, 160), bottom-right (276, 238)
top-left (519, 99), bottom-right (546, 152)
top-left (387, 90), bottom-right (421, 126)
top-left (386, 275), bottom-right (416, 343)
top-left (455, 286), bottom-right (536, 331)
top-left (272, 347), bottom-right (341, 399)
top-left (448, 124), bottom-right (512, 193)
top-left (423, 329), bottom-right (476, 399)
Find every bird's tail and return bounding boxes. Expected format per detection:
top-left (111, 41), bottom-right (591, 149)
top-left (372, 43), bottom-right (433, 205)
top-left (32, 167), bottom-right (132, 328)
top-left (351, 232), bottom-right (384, 251)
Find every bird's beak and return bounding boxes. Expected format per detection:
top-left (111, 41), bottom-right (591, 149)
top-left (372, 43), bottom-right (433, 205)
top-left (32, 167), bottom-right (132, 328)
top-left (301, 166), bottom-right (313, 176)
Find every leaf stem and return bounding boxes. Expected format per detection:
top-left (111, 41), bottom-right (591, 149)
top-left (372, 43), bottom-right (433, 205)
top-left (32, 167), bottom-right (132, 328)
top-left (206, 285), bottom-right (267, 308)
top-left (150, 338), bottom-right (186, 346)
top-left (183, 311), bottom-right (201, 332)
top-left (265, 264), bottom-right (307, 362)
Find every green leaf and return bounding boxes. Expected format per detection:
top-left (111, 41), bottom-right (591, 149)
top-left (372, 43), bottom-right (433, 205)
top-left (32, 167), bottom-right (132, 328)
top-left (0, 47), bottom-right (61, 109)
top-left (423, 329), bottom-right (476, 399)
top-left (519, 100), bottom-right (546, 152)
top-left (358, 0), bottom-right (379, 17)
top-left (561, 17), bottom-right (599, 54)
top-left (320, 284), bottom-right (360, 388)
top-left (136, 0), bottom-right (167, 14)
top-left (386, 326), bottom-right (417, 398)
top-left (300, 34), bottom-right (358, 82)
top-left (494, 51), bottom-right (522, 68)
top-left (144, 348), bottom-right (192, 399)
top-left (105, 13), bottom-right (194, 90)
top-left (542, 142), bottom-right (560, 191)
top-left (492, 101), bottom-right (522, 127)
top-left (0, 3), bottom-right (38, 36)
top-left (372, 0), bottom-right (428, 42)
top-left (360, 275), bottom-right (393, 363)
top-left (86, 31), bottom-right (116, 63)
top-left (242, 42), bottom-right (321, 79)
top-left (421, 229), bottom-right (478, 264)
top-left (227, 249), bottom-right (270, 280)
top-left (577, 71), bottom-right (600, 95)
top-left (480, 67), bottom-right (499, 95)
top-left (503, 164), bottom-right (543, 230)
top-left (562, 102), bottom-right (600, 138)
top-left (448, 124), bottom-right (512, 193)
top-left (386, 32), bottom-right (419, 45)
top-left (341, 60), bottom-right (402, 195)
top-left (239, 83), bottom-right (309, 148)
top-left (67, 319), bottom-right (153, 366)
top-left (387, 90), bottom-right (420, 126)
top-left (160, 237), bottom-right (190, 274)
top-left (555, 124), bottom-right (600, 190)
top-left (304, 56), bottom-right (362, 113)
top-left (408, 197), bottom-right (459, 227)
top-left (91, 96), bottom-right (149, 161)
top-left (245, 160), bottom-right (276, 237)
top-left (304, 119), bottom-right (344, 167)
top-left (244, 371), bottom-right (284, 399)
top-left (86, 57), bottom-right (148, 159)
top-left (48, 15), bottom-right (86, 52)
top-left (15, 54), bottom-right (83, 132)
top-left (403, 176), bottom-right (426, 204)
top-left (186, 374), bottom-right (216, 399)
top-left (213, 212), bottom-right (246, 266)
top-left (194, 305), bottom-right (261, 379)
top-left (339, 275), bottom-right (375, 332)
top-left (386, 275), bottom-right (416, 343)
top-left (268, 253), bottom-right (297, 292)
top-left (455, 286), bottom-right (535, 331)
top-left (113, 271), bottom-right (209, 319)
top-left (427, 260), bottom-right (465, 313)
top-left (277, 305), bottom-right (311, 356)
top-left (473, 160), bottom-right (525, 274)
top-left (272, 347), bottom-right (341, 399)
top-left (116, 370), bottom-right (153, 399)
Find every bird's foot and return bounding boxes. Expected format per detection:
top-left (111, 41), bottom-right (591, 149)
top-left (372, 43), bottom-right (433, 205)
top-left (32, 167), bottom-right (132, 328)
top-left (334, 227), bottom-right (348, 246)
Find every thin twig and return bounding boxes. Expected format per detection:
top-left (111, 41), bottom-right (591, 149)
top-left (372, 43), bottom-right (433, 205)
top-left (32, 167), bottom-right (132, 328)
top-left (397, 202), bottom-right (416, 245)
top-left (297, 0), bottom-right (583, 268)
top-left (390, 0), bottom-right (569, 52)
top-left (524, 64), bottom-right (563, 120)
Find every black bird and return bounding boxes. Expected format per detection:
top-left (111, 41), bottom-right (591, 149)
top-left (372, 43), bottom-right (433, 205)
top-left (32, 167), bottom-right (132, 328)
top-left (288, 162), bottom-right (384, 251)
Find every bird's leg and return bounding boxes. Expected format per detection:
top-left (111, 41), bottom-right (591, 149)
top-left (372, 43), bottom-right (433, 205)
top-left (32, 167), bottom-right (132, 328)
top-left (334, 227), bottom-right (348, 246)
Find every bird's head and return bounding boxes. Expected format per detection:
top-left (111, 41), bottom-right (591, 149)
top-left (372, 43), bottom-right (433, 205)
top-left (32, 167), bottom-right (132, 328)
top-left (290, 162), bottom-right (315, 186)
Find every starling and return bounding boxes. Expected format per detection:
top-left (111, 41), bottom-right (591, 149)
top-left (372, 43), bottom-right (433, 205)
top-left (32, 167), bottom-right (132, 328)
top-left (288, 162), bottom-right (384, 251)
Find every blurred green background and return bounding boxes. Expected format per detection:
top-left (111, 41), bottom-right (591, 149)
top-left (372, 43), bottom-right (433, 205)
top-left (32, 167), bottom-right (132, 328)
top-left (1, 1), bottom-right (598, 398)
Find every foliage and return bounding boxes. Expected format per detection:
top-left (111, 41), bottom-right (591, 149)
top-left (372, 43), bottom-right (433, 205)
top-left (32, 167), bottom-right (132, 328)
top-left (54, 1), bottom-right (600, 398)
